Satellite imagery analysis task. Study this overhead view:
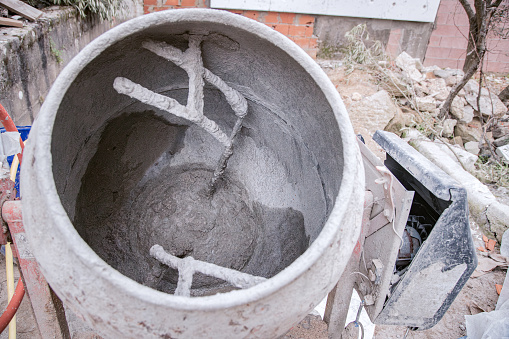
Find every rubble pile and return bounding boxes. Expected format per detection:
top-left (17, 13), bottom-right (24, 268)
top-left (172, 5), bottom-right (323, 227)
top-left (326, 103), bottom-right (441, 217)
top-left (384, 52), bottom-right (509, 165)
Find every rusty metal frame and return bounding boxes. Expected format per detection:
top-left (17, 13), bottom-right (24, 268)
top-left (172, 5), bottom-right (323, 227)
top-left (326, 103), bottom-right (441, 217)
top-left (2, 198), bottom-right (71, 338)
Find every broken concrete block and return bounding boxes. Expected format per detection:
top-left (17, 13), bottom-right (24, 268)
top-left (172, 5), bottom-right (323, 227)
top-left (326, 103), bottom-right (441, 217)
top-left (409, 132), bottom-right (509, 241)
top-left (494, 135), bottom-right (509, 147)
top-left (380, 69), bottom-right (411, 97)
top-left (351, 92), bottom-right (362, 101)
top-left (434, 89), bottom-right (450, 101)
top-left (432, 139), bottom-right (478, 172)
top-left (445, 74), bottom-right (463, 86)
top-left (427, 78), bottom-right (447, 94)
top-left (450, 96), bottom-right (467, 120)
top-left (433, 68), bottom-right (464, 79)
top-left (395, 52), bottom-right (424, 83)
top-left (455, 122), bottom-right (482, 143)
top-left (413, 83), bottom-right (427, 97)
top-left (350, 90), bottom-right (400, 142)
top-left (464, 80), bottom-right (507, 117)
top-left (466, 93), bottom-right (507, 117)
top-left (416, 95), bottom-right (437, 112)
top-left (384, 108), bottom-right (414, 136)
top-left (464, 79), bottom-right (483, 96)
top-left (453, 135), bottom-right (463, 146)
top-left (461, 105), bottom-right (475, 124)
top-left (486, 201), bottom-right (509, 241)
top-left (496, 144), bottom-right (509, 164)
top-left (442, 118), bottom-right (457, 138)
top-left (492, 125), bottom-right (509, 139)
top-left (464, 141), bottom-right (480, 155)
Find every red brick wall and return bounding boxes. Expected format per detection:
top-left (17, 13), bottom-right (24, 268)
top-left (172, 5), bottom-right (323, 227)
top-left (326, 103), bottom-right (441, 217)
top-left (423, 0), bottom-right (509, 73)
top-left (386, 28), bottom-right (403, 58)
top-left (142, 1), bottom-right (318, 58)
top-left (143, 0), bottom-right (208, 13)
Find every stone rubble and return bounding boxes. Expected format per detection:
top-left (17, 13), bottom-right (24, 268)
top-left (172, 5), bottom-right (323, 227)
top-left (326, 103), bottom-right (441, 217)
top-left (497, 145), bottom-right (509, 164)
top-left (381, 52), bottom-right (509, 171)
top-left (373, 52), bottom-right (509, 241)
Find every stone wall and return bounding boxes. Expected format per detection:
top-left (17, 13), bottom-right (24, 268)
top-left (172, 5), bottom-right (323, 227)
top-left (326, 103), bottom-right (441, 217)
top-left (0, 4), bottom-right (141, 125)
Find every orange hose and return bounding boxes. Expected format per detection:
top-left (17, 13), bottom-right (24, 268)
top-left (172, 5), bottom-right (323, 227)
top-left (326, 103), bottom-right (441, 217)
top-left (0, 102), bottom-right (25, 334)
top-left (0, 279), bottom-right (24, 333)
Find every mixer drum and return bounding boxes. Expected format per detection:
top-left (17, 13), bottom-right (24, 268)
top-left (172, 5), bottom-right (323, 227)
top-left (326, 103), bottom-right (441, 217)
top-left (21, 9), bottom-right (364, 338)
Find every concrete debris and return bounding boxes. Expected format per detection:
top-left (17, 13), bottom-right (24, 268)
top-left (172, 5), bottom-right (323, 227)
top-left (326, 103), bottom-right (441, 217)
top-left (434, 89), bottom-right (450, 101)
top-left (427, 78), bottom-right (449, 101)
top-left (453, 135), bottom-right (464, 146)
top-left (492, 124), bottom-right (509, 139)
top-left (501, 229), bottom-right (509, 258)
top-left (494, 134), bottom-right (509, 147)
top-left (434, 139), bottom-right (478, 172)
top-left (442, 118), bottom-right (457, 138)
top-left (384, 108), bottom-right (414, 136)
top-left (408, 131), bottom-right (509, 241)
top-left (445, 74), bottom-right (463, 86)
top-left (381, 69), bottom-right (410, 97)
top-left (461, 105), bottom-right (475, 124)
top-left (433, 68), bottom-right (464, 80)
top-left (464, 141), bottom-right (480, 156)
top-left (454, 121), bottom-right (482, 143)
top-left (413, 83), bottom-right (427, 97)
top-left (496, 144), bottom-right (509, 164)
top-left (354, 90), bottom-right (400, 131)
top-left (450, 96), bottom-right (467, 120)
top-left (342, 52), bottom-right (509, 243)
top-left (351, 92), bottom-right (362, 101)
top-left (463, 79), bottom-right (485, 97)
top-left (486, 201), bottom-right (509, 241)
top-left (464, 80), bottom-right (507, 117)
top-left (415, 95), bottom-right (437, 112)
top-left (395, 51), bottom-right (424, 83)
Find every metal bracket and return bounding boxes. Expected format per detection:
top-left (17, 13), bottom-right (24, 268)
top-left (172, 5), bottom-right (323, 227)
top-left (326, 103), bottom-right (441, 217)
top-left (375, 165), bottom-right (395, 223)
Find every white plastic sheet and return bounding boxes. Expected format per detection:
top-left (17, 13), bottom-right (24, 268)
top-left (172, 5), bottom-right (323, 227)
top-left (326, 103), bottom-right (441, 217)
top-left (465, 249), bottom-right (509, 339)
top-left (0, 132), bottom-right (21, 165)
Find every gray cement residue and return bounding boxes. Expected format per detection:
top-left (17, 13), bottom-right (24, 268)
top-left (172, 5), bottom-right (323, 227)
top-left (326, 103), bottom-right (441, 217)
top-left (74, 112), bottom-right (308, 296)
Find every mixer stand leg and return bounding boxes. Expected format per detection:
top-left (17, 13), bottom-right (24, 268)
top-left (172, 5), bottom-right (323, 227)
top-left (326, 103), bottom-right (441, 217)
top-left (2, 200), bottom-right (71, 339)
top-left (324, 191), bottom-right (373, 338)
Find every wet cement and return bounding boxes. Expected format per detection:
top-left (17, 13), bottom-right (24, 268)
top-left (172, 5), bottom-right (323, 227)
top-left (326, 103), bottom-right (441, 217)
top-left (74, 112), bottom-right (308, 296)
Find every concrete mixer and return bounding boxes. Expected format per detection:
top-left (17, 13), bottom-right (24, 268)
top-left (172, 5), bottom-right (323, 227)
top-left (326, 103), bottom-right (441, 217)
top-left (0, 9), bottom-right (476, 338)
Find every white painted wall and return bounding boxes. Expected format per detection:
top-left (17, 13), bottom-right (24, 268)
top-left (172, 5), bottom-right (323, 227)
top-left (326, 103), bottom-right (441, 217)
top-left (210, 0), bottom-right (441, 23)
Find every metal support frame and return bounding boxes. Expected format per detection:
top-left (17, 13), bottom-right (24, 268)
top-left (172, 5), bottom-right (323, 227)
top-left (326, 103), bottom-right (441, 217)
top-left (2, 197), bottom-right (70, 338)
top-left (324, 137), bottom-right (414, 338)
top-left (324, 190), bottom-right (374, 338)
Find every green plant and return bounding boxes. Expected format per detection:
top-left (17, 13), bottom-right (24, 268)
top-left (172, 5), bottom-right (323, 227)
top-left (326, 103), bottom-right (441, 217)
top-left (49, 38), bottom-right (63, 64)
top-left (317, 42), bottom-right (341, 59)
top-left (342, 24), bottom-right (388, 74)
top-left (56, 0), bottom-right (125, 19)
top-left (474, 158), bottom-right (509, 187)
top-left (27, 0), bottom-right (126, 20)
